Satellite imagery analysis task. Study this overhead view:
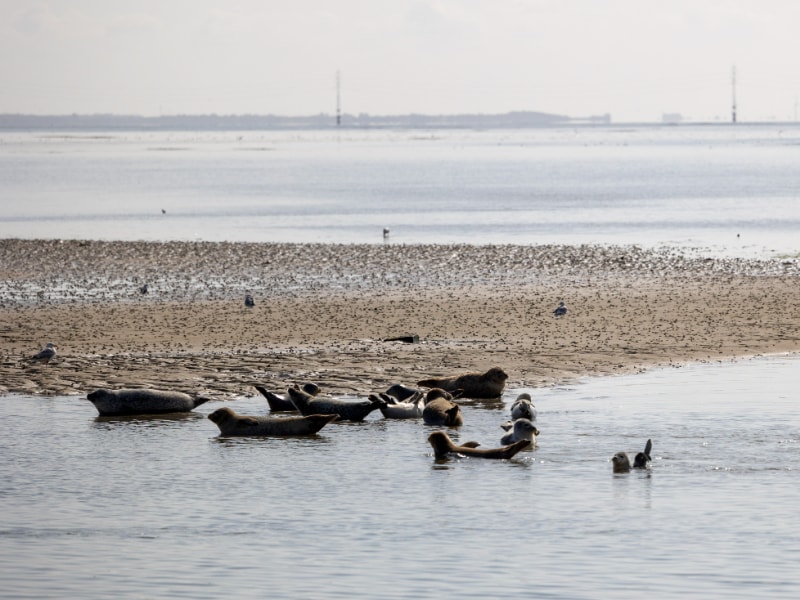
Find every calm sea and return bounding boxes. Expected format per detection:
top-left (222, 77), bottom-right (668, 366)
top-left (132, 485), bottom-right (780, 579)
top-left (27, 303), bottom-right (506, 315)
top-left (1, 356), bottom-right (799, 599)
top-left (1, 125), bottom-right (799, 597)
top-left (0, 124), bottom-right (799, 258)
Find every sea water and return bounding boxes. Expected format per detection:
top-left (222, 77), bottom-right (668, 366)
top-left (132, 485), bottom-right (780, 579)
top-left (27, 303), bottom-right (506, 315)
top-left (0, 124), bottom-right (799, 258)
top-left (0, 355), bottom-right (798, 599)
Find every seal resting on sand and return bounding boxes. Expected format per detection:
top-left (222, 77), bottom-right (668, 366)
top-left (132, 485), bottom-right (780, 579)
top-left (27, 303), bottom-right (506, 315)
top-left (612, 439), bottom-right (653, 473)
top-left (422, 396), bottom-right (463, 426)
top-left (207, 407), bottom-right (338, 436)
top-left (255, 383), bottom-right (321, 412)
top-left (372, 392), bottom-right (425, 419)
top-left (287, 387), bottom-right (385, 422)
top-left (500, 418), bottom-right (539, 447)
top-left (418, 367), bottom-right (508, 399)
top-left (86, 388), bottom-right (211, 417)
top-left (510, 393), bottom-right (537, 421)
top-left (427, 431), bottom-right (529, 460)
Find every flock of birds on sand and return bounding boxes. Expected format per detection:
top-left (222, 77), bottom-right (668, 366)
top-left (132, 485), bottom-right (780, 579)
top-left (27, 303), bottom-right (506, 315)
top-left (28, 335), bottom-right (651, 469)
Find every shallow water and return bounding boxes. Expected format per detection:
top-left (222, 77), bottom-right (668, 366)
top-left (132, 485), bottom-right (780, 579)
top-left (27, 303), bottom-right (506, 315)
top-left (1, 355), bottom-right (799, 599)
top-left (1, 125), bottom-right (800, 258)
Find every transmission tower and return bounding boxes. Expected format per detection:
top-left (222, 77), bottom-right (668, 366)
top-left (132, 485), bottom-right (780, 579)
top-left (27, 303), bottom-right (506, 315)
top-left (336, 70), bottom-right (341, 127)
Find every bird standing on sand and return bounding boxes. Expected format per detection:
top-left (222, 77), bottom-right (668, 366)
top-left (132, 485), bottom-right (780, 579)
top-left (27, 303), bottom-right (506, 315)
top-left (31, 342), bottom-right (57, 364)
top-left (553, 301), bottom-right (568, 317)
top-left (244, 294), bottom-right (255, 307)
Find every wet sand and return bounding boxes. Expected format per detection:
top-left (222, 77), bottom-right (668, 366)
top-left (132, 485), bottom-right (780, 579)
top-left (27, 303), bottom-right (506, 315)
top-left (1, 239), bottom-right (799, 398)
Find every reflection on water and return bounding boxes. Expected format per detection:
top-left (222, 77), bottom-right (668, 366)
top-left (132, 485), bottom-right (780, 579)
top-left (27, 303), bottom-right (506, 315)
top-left (1, 355), bottom-right (799, 599)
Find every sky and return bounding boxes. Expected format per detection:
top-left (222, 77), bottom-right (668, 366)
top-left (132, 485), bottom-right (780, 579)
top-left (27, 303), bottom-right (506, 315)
top-left (2, 0), bottom-right (800, 123)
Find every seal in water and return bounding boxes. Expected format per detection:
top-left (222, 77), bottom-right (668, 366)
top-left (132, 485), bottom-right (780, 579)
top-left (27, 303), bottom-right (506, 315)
top-left (510, 393), bottom-right (537, 422)
top-left (417, 367), bottom-right (508, 399)
top-left (287, 387), bottom-right (385, 422)
top-left (373, 391), bottom-right (425, 419)
top-left (427, 431), bottom-right (529, 460)
top-left (255, 383), bottom-right (321, 412)
top-left (633, 439), bottom-right (653, 469)
top-left (500, 418), bottom-right (539, 447)
top-left (422, 396), bottom-right (463, 426)
top-left (612, 439), bottom-right (653, 473)
top-left (207, 407), bottom-right (338, 436)
top-left (383, 383), bottom-right (422, 402)
top-left (86, 388), bottom-right (212, 417)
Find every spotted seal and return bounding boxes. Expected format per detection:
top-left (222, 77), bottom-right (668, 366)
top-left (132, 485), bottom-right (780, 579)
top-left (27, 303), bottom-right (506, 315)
top-left (612, 439), bottom-right (653, 473)
top-left (418, 367), bottom-right (508, 399)
top-left (383, 384), bottom-right (422, 402)
top-left (287, 387), bottom-right (385, 422)
top-left (208, 407), bottom-right (338, 436)
top-left (422, 396), bottom-right (463, 426)
top-left (510, 393), bottom-right (537, 421)
top-left (255, 383), bottom-right (321, 412)
top-left (373, 392), bottom-right (425, 419)
top-left (427, 431), bottom-right (529, 460)
top-left (86, 388), bottom-right (212, 417)
top-left (500, 418), bottom-right (539, 448)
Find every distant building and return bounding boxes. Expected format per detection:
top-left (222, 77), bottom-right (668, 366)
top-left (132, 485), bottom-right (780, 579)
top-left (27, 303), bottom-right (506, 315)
top-left (662, 113), bottom-right (684, 124)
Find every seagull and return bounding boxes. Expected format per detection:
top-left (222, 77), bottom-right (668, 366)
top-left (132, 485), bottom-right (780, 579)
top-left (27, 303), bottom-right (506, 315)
top-left (383, 227), bottom-right (390, 238)
top-left (244, 294), bottom-right (255, 307)
top-left (31, 342), bottom-right (57, 364)
top-left (553, 301), bottom-right (567, 317)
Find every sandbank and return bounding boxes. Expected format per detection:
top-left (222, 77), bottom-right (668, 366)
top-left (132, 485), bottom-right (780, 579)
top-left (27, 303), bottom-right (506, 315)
top-left (1, 239), bottom-right (798, 398)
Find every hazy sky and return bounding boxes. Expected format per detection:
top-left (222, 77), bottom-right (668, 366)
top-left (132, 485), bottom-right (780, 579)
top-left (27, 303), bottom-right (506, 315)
top-left (2, 0), bottom-right (799, 122)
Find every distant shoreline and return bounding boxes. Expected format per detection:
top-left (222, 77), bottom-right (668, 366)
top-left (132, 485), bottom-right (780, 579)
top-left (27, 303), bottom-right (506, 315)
top-left (0, 110), bottom-right (612, 131)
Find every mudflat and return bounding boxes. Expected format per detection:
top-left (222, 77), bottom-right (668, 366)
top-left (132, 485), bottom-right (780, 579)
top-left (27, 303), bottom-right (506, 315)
top-left (2, 239), bottom-right (798, 397)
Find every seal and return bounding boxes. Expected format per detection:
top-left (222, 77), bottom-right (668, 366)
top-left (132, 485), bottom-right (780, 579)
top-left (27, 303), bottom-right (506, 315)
top-left (500, 418), bottom-right (539, 447)
top-left (612, 439), bottom-right (653, 473)
top-left (287, 387), bottom-right (385, 422)
top-left (422, 397), bottom-right (463, 426)
top-left (424, 387), bottom-right (462, 402)
top-left (510, 393), bottom-right (536, 421)
top-left (633, 439), bottom-right (653, 469)
top-left (373, 392), bottom-right (425, 419)
top-left (255, 383), bottom-right (321, 412)
top-left (427, 431), bottom-right (529, 460)
top-left (86, 388), bottom-right (212, 417)
top-left (30, 342), bottom-right (57, 364)
top-left (208, 407), bottom-right (338, 436)
top-left (384, 383), bottom-right (422, 402)
top-left (417, 367), bottom-right (508, 399)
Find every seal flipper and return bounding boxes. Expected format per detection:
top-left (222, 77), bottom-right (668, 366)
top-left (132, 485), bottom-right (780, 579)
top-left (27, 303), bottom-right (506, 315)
top-left (633, 439), bottom-right (653, 469)
top-left (193, 396), bottom-right (213, 408)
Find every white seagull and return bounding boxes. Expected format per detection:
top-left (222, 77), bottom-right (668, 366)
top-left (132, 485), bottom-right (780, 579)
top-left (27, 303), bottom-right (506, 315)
top-left (31, 342), bottom-right (57, 364)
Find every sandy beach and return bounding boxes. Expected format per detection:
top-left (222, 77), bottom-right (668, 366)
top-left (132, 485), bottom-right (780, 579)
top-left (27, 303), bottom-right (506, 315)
top-left (1, 238), bottom-right (799, 398)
